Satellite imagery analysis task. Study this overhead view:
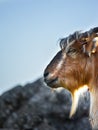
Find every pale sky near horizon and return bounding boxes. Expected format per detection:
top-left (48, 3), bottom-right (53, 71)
top-left (0, 0), bottom-right (98, 94)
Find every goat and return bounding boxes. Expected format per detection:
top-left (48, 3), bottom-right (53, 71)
top-left (44, 27), bottom-right (98, 130)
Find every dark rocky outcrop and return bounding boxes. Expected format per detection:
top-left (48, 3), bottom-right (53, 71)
top-left (0, 78), bottom-right (92, 130)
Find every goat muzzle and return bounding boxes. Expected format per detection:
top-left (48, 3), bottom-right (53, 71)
top-left (44, 71), bottom-right (59, 88)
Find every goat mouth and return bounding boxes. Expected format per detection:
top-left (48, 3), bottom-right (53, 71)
top-left (44, 77), bottom-right (59, 88)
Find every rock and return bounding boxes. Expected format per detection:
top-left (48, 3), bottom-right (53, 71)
top-left (0, 78), bottom-right (92, 130)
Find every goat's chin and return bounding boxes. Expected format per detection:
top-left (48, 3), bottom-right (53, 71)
top-left (46, 81), bottom-right (62, 89)
top-left (46, 84), bottom-right (59, 89)
top-left (69, 85), bottom-right (89, 118)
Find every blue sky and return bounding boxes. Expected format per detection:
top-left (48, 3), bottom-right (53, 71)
top-left (0, 0), bottom-right (98, 94)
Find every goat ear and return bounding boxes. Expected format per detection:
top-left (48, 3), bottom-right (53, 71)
top-left (91, 37), bottom-right (98, 54)
top-left (83, 37), bottom-right (98, 57)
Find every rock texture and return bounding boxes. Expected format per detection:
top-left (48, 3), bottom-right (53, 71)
top-left (0, 78), bottom-right (92, 130)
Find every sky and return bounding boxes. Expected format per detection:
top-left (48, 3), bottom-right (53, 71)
top-left (0, 0), bottom-right (98, 94)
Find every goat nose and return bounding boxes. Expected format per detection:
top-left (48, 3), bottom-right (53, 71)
top-left (44, 72), bottom-right (49, 78)
top-left (44, 72), bottom-right (58, 87)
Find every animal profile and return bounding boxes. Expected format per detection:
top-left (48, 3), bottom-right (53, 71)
top-left (44, 27), bottom-right (98, 130)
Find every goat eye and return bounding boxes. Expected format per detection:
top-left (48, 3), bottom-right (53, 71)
top-left (67, 48), bottom-right (77, 54)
